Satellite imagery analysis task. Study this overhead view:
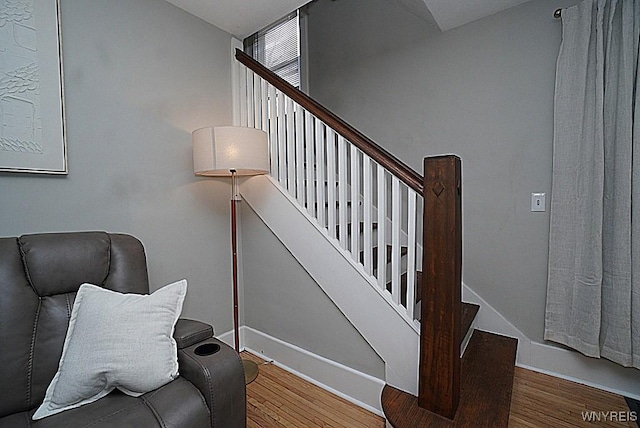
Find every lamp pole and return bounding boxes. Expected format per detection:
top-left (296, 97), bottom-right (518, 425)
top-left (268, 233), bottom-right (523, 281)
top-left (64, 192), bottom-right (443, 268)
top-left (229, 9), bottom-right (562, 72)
top-left (229, 168), bottom-right (259, 384)
top-left (230, 169), bottom-right (240, 353)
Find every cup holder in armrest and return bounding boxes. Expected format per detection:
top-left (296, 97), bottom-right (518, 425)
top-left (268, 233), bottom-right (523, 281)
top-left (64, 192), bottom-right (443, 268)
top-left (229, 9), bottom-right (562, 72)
top-left (194, 343), bottom-right (221, 356)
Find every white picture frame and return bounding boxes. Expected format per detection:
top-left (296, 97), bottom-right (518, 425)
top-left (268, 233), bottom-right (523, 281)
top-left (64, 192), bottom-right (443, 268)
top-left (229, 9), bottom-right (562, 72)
top-left (0, 0), bottom-right (67, 174)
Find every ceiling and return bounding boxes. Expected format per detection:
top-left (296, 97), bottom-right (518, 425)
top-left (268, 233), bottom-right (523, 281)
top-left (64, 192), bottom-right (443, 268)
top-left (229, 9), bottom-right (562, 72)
top-left (421, 0), bottom-right (530, 31)
top-left (164, 0), bottom-right (308, 38)
top-left (165, 0), bottom-right (532, 38)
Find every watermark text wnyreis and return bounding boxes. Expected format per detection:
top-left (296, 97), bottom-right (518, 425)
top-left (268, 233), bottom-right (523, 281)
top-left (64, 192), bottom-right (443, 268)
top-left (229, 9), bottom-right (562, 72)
top-left (581, 411), bottom-right (637, 423)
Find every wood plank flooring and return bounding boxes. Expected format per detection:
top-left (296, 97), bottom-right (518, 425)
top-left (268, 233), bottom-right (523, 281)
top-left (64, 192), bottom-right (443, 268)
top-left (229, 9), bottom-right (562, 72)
top-left (244, 351), bottom-right (636, 427)
top-left (509, 367), bottom-right (635, 427)
top-left (244, 352), bottom-right (385, 428)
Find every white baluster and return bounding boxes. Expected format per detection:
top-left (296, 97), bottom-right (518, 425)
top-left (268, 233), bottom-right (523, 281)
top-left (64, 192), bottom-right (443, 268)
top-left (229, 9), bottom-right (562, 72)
top-left (253, 73), bottom-right (261, 129)
top-left (391, 177), bottom-right (401, 305)
top-left (277, 90), bottom-right (286, 185)
top-left (240, 67), bottom-right (248, 127)
top-left (268, 85), bottom-right (277, 176)
top-left (305, 111), bottom-right (315, 217)
top-left (246, 70), bottom-right (254, 128)
top-left (350, 145), bottom-right (360, 260)
top-left (406, 189), bottom-right (417, 319)
top-left (295, 104), bottom-right (305, 206)
top-left (363, 154), bottom-right (373, 275)
top-left (326, 129), bottom-right (337, 239)
top-left (315, 121), bottom-right (326, 228)
top-left (338, 136), bottom-right (348, 250)
top-left (261, 78), bottom-right (268, 134)
top-left (286, 97), bottom-right (296, 196)
top-left (376, 165), bottom-right (386, 289)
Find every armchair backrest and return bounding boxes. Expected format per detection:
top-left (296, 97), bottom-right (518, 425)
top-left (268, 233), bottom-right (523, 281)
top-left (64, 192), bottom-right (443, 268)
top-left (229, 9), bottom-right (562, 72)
top-left (0, 232), bottom-right (149, 417)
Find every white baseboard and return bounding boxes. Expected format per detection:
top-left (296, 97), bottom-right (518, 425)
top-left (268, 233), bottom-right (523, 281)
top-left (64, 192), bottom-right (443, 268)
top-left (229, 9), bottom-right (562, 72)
top-left (218, 326), bottom-right (385, 415)
top-left (463, 282), bottom-right (640, 401)
top-left (522, 341), bottom-right (640, 401)
top-left (215, 329), bottom-right (235, 349)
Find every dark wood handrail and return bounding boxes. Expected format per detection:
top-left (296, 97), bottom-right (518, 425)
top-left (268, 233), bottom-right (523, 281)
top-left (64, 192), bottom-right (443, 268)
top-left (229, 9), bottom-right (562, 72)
top-left (235, 49), bottom-right (424, 194)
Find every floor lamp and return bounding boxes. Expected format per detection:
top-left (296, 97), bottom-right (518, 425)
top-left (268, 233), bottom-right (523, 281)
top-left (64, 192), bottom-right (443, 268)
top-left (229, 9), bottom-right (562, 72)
top-left (192, 126), bottom-right (269, 385)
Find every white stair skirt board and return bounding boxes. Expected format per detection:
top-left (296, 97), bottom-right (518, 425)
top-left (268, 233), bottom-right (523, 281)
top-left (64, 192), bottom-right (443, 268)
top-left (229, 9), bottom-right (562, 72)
top-left (241, 174), bottom-right (420, 395)
top-left (462, 283), bottom-right (640, 401)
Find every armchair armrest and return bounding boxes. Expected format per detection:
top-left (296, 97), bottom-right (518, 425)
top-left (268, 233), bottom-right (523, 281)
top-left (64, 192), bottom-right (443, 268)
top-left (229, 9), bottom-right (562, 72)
top-left (177, 336), bottom-right (246, 428)
top-left (174, 318), bottom-right (213, 349)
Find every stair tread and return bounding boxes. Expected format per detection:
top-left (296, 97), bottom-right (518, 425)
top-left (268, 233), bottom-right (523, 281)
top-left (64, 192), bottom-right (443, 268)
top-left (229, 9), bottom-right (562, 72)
top-left (382, 330), bottom-right (517, 427)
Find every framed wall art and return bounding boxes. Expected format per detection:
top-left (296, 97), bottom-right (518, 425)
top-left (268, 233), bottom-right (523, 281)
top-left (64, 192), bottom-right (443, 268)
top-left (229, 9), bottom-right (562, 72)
top-left (0, 0), bottom-right (67, 174)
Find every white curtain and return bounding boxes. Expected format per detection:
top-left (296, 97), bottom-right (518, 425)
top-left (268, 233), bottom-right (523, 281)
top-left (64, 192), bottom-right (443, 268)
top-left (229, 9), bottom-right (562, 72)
top-left (545, 0), bottom-right (640, 368)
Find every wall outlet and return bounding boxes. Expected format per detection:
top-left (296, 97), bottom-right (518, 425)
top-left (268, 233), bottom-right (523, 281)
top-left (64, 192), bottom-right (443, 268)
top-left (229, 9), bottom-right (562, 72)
top-left (531, 193), bottom-right (546, 212)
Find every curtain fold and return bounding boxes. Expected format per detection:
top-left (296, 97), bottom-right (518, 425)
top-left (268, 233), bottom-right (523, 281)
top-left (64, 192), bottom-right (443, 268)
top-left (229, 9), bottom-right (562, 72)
top-left (545, 0), bottom-right (640, 368)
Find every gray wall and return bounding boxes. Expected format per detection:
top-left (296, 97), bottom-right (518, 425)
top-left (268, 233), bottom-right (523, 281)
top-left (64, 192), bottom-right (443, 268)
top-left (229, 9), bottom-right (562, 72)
top-left (307, 0), bottom-right (582, 343)
top-left (0, 0), bottom-right (236, 331)
top-left (241, 203), bottom-right (386, 378)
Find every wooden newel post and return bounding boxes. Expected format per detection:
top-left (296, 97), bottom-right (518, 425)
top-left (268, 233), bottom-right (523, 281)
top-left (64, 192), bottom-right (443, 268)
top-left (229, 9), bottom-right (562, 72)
top-left (419, 155), bottom-right (462, 419)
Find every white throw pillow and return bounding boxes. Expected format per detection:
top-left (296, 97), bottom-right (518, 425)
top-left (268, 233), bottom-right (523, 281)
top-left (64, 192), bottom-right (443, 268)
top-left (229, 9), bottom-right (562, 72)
top-left (32, 279), bottom-right (187, 420)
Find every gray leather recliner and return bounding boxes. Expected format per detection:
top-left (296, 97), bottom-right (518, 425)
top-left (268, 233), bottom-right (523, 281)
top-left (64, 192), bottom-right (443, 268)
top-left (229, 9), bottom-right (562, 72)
top-left (0, 231), bottom-right (246, 428)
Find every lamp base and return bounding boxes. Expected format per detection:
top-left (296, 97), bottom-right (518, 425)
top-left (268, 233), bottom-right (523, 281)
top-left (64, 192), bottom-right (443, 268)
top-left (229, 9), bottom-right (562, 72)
top-left (243, 359), bottom-right (259, 385)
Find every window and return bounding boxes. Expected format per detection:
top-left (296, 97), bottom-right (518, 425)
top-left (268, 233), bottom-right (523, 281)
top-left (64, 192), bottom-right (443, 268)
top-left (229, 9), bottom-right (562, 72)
top-left (244, 12), bottom-right (301, 88)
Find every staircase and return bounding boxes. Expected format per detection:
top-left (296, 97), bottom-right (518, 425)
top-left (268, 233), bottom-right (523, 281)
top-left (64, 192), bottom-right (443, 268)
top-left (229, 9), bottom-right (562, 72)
top-left (234, 49), bottom-right (517, 426)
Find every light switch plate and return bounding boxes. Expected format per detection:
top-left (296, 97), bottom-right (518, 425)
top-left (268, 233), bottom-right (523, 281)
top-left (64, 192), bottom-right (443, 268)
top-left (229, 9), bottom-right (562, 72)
top-left (531, 193), bottom-right (546, 212)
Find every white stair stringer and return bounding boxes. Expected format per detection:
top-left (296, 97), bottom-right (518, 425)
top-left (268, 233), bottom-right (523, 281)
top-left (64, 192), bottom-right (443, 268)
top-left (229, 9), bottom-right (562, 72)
top-left (241, 174), bottom-right (420, 396)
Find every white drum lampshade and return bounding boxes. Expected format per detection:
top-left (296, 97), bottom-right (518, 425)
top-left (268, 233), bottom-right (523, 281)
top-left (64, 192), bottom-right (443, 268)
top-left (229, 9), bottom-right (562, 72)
top-left (193, 126), bottom-right (269, 176)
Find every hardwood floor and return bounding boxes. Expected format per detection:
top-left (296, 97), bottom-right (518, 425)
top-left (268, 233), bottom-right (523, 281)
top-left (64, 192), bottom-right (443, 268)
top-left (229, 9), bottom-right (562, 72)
top-left (244, 352), bottom-right (636, 427)
top-left (243, 352), bottom-right (385, 427)
top-left (509, 367), bottom-right (635, 427)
